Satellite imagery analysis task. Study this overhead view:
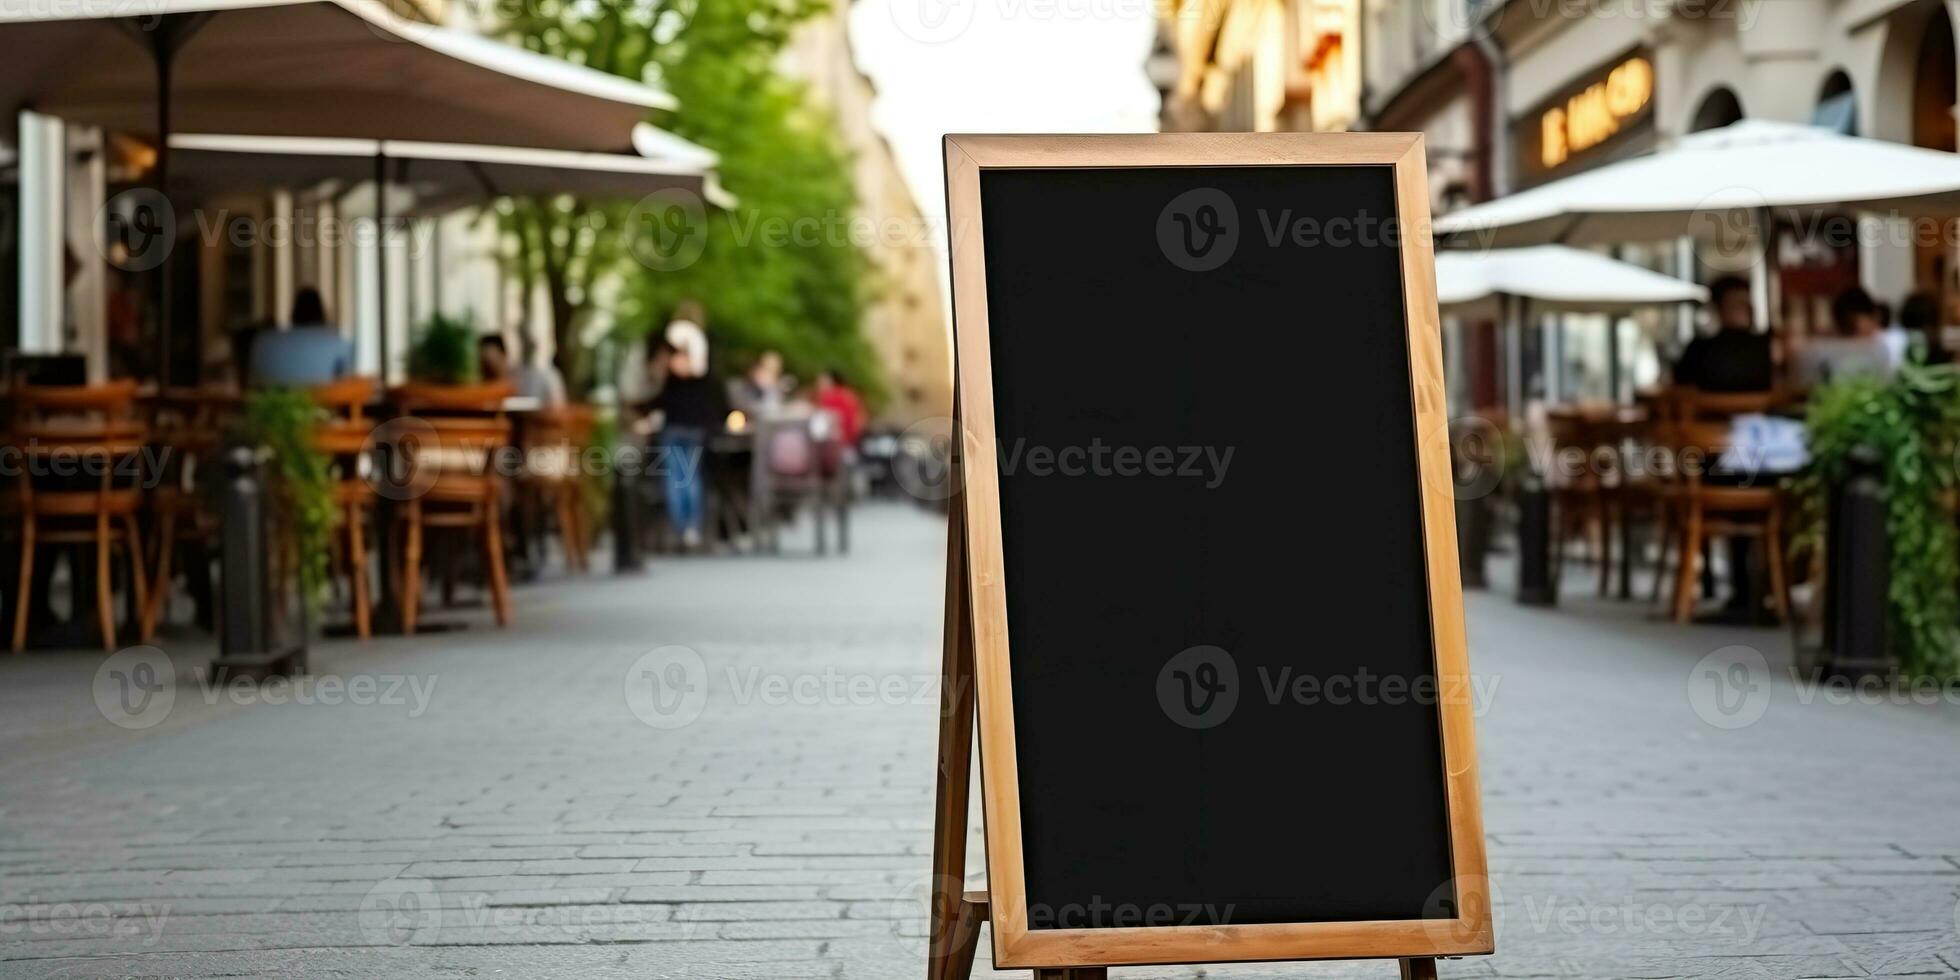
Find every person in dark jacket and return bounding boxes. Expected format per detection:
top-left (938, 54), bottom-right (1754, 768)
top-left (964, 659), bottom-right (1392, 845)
top-left (1674, 276), bottom-right (1772, 392)
top-left (641, 340), bottom-right (726, 550)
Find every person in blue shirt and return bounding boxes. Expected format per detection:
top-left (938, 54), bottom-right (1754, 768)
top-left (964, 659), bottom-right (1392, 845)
top-left (249, 288), bottom-right (354, 386)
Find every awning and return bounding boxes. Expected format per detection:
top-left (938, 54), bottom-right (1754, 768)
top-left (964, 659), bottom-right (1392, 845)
top-left (165, 128), bottom-right (733, 212)
top-left (1435, 245), bottom-right (1707, 315)
top-left (1435, 120), bottom-right (1960, 248)
top-left (0, 0), bottom-right (669, 152)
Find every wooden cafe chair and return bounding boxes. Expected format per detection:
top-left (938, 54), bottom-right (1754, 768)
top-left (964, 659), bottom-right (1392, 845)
top-left (8, 381), bottom-right (151, 651)
top-left (1658, 390), bottom-right (1793, 624)
top-left (310, 377), bottom-right (379, 638)
top-left (1542, 406), bottom-right (1609, 595)
top-left (143, 386), bottom-right (236, 637)
top-left (518, 403), bottom-right (595, 573)
top-left (390, 382), bottom-right (516, 633)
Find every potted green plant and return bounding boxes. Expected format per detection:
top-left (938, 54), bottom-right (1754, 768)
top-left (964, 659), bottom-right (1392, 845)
top-left (407, 312), bottom-right (482, 385)
top-left (1793, 360), bottom-right (1960, 677)
top-left (236, 387), bottom-right (335, 621)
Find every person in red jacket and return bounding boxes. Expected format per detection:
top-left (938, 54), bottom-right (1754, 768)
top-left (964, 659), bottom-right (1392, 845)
top-left (814, 368), bottom-right (866, 446)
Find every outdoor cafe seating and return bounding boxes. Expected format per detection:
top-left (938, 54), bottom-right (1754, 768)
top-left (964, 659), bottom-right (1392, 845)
top-left (1534, 384), bottom-right (1803, 626)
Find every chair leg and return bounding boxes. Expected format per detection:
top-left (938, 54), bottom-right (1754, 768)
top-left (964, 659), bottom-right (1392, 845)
top-left (483, 508), bottom-right (512, 627)
top-left (1597, 496), bottom-right (1614, 597)
top-left (144, 508), bottom-right (176, 639)
top-left (1648, 502), bottom-right (1674, 608)
top-left (401, 507), bottom-right (423, 636)
top-left (1765, 507), bottom-right (1791, 624)
top-left (348, 503), bottom-right (371, 640)
top-left (123, 516), bottom-right (150, 642)
top-left (96, 514), bottom-right (116, 651)
top-left (557, 488), bottom-right (583, 573)
top-left (1674, 505), bottom-right (1703, 624)
top-left (13, 520), bottom-right (35, 653)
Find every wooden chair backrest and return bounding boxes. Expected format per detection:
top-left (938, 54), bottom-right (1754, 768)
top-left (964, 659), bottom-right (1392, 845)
top-left (11, 380), bottom-right (141, 428)
top-left (392, 382), bottom-right (515, 414)
top-left (309, 376), bottom-right (378, 422)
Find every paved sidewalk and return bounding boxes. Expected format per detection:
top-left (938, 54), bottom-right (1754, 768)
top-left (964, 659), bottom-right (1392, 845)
top-left (1, 504), bottom-right (1958, 978)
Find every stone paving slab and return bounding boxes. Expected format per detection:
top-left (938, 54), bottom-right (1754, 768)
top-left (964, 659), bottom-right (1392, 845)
top-left (0, 506), bottom-right (1957, 978)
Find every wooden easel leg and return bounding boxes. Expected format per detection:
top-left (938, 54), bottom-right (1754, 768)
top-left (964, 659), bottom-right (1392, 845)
top-left (1400, 956), bottom-right (1439, 979)
top-left (928, 489), bottom-right (980, 980)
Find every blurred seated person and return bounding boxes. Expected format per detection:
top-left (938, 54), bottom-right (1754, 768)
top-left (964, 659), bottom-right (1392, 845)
top-left (1899, 291), bottom-right (1951, 366)
top-left (1673, 276), bottom-right (1771, 393)
top-left (730, 350), bottom-right (789, 419)
top-left (1794, 287), bottom-right (1894, 388)
top-left (479, 333), bottom-right (567, 407)
top-left (249, 288), bottom-right (353, 386)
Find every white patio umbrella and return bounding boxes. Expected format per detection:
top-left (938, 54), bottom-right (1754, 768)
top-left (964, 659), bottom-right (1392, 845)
top-left (0, 0), bottom-right (669, 153)
top-left (166, 129), bottom-right (731, 211)
top-left (1434, 120), bottom-right (1960, 248)
top-left (1435, 245), bottom-right (1708, 315)
top-left (1, 0), bottom-right (676, 384)
top-left (157, 129), bottom-right (730, 380)
top-left (1435, 246), bottom-right (1706, 416)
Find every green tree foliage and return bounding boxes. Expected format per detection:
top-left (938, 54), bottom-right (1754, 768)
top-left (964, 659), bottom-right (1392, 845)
top-left (1795, 359), bottom-right (1960, 676)
top-left (497, 0), bottom-right (880, 403)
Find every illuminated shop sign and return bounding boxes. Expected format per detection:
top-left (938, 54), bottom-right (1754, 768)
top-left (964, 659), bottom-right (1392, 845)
top-left (1517, 50), bottom-right (1655, 184)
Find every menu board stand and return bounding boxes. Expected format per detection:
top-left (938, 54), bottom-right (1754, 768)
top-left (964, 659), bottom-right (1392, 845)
top-left (923, 396), bottom-right (1441, 980)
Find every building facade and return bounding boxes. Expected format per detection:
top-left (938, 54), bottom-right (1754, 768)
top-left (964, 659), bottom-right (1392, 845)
top-left (1156, 0), bottom-right (1365, 133)
top-left (779, 4), bottom-right (954, 425)
top-left (1356, 0), bottom-right (1960, 412)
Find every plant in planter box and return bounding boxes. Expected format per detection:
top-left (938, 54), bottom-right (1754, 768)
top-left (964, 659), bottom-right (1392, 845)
top-left (1793, 360), bottom-right (1960, 676)
top-left (238, 387), bottom-right (335, 610)
top-left (408, 313), bottom-right (482, 385)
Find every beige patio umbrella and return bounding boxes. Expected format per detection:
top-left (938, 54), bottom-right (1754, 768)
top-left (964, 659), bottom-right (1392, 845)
top-left (0, 0), bottom-right (675, 383)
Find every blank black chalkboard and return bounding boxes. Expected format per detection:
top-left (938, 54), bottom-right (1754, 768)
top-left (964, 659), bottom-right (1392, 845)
top-left (976, 163), bottom-right (1455, 929)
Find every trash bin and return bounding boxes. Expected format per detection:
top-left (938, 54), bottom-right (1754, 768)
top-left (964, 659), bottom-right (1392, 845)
top-left (1823, 446), bottom-right (1892, 679)
top-left (215, 444), bottom-right (307, 677)
top-left (1515, 481), bottom-right (1556, 606)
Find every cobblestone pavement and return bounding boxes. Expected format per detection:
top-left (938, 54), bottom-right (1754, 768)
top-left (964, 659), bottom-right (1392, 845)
top-left (2, 504), bottom-right (1958, 978)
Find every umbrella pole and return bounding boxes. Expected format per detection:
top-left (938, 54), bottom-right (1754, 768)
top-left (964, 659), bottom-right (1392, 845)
top-left (1751, 206), bottom-right (1774, 331)
top-left (375, 149), bottom-right (389, 385)
top-left (153, 26), bottom-right (175, 390)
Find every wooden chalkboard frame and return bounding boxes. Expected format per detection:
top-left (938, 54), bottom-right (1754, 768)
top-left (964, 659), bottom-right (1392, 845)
top-left (934, 133), bottom-right (1491, 972)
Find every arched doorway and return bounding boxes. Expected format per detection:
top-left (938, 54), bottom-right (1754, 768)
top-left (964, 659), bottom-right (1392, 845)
top-left (1915, 4), bottom-right (1957, 305)
top-left (1689, 87), bottom-right (1744, 132)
